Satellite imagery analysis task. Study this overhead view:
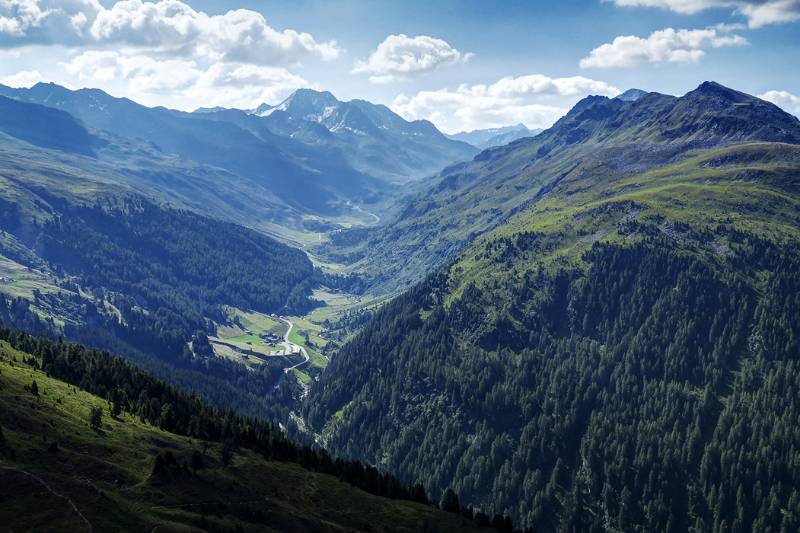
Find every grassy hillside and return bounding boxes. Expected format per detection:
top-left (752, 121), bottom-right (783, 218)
top-left (447, 141), bottom-right (800, 299)
top-left (320, 82), bottom-right (800, 295)
top-left (0, 339), bottom-right (485, 532)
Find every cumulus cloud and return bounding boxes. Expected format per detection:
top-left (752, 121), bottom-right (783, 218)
top-left (0, 0), bottom-right (340, 65)
top-left (580, 26), bottom-right (747, 68)
top-left (0, 0), bottom-right (101, 43)
top-left (61, 50), bottom-right (309, 109)
top-left (0, 68), bottom-right (43, 87)
top-left (738, 0), bottom-right (800, 26)
top-left (390, 74), bottom-right (620, 134)
top-left (63, 51), bottom-right (201, 90)
top-left (611, 0), bottom-right (737, 13)
top-left (759, 90), bottom-right (800, 117)
top-left (608, 0), bottom-right (800, 28)
top-left (353, 34), bottom-right (471, 83)
top-left (465, 74), bottom-right (621, 98)
top-left (0, 1), bottom-right (339, 109)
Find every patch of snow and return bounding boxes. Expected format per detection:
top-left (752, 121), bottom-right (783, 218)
top-left (254, 107), bottom-right (277, 117)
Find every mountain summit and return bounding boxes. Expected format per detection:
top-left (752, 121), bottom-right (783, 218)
top-left (615, 88), bottom-right (648, 101)
top-left (331, 81), bottom-right (800, 293)
top-left (538, 80), bottom-right (800, 150)
top-left (250, 88), bottom-right (477, 183)
top-left (267, 88), bottom-right (341, 121)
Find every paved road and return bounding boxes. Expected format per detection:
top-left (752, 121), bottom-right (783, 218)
top-left (279, 317), bottom-right (309, 373)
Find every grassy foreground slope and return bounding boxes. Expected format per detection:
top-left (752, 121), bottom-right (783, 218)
top-left (0, 339), bottom-right (483, 532)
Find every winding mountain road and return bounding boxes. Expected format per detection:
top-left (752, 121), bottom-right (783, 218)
top-left (346, 201), bottom-right (381, 225)
top-left (279, 317), bottom-right (309, 373)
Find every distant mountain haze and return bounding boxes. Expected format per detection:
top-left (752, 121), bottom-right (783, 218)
top-left (447, 123), bottom-right (543, 149)
top-left (0, 95), bottom-right (95, 156)
top-left (0, 83), bottom-right (476, 218)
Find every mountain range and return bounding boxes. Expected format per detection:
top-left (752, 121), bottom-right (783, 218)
top-left (241, 88), bottom-right (478, 183)
top-left (448, 124), bottom-right (543, 149)
top-left (324, 81), bottom-right (800, 293)
top-left (0, 83), bottom-right (476, 223)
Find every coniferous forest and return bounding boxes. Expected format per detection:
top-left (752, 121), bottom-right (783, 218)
top-left (308, 236), bottom-right (800, 531)
top-left (0, 196), bottom-right (317, 420)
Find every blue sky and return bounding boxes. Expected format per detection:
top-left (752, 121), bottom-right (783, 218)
top-left (0, 0), bottom-right (798, 132)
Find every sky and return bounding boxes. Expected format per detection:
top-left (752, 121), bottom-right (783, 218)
top-left (0, 0), bottom-right (798, 133)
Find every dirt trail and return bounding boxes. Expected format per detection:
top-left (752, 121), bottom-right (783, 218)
top-left (0, 463), bottom-right (93, 532)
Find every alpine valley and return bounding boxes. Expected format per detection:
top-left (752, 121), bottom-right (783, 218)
top-left (0, 18), bottom-right (799, 532)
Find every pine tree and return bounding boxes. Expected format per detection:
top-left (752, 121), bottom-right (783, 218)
top-left (89, 406), bottom-right (103, 430)
top-left (440, 488), bottom-right (460, 514)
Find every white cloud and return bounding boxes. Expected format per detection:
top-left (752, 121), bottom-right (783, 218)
top-left (63, 51), bottom-right (200, 90)
top-left (0, 1), bottom-right (104, 45)
top-left (0, 1), bottom-right (337, 109)
top-left (353, 34), bottom-right (471, 83)
top-left (759, 90), bottom-right (800, 117)
top-left (0, 69), bottom-right (43, 87)
top-left (466, 75), bottom-right (621, 98)
top-left (186, 63), bottom-right (311, 109)
top-left (61, 51), bottom-right (309, 109)
top-left (580, 27), bottom-right (747, 68)
top-left (390, 74), bottom-right (620, 134)
top-left (608, 0), bottom-right (800, 28)
top-left (610, 0), bottom-right (733, 13)
top-left (0, 1), bottom-right (340, 65)
top-left (738, 0), bottom-right (800, 27)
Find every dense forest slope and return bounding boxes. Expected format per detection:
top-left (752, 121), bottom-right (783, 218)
top-left (306, 84), bottom-right (800, 531)
top-left (0, 330), bottom-right (489, 532)
top-left (325, 82), bottom-right (800, 294)
top-left (0, 131), bottom-right (318, 419)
